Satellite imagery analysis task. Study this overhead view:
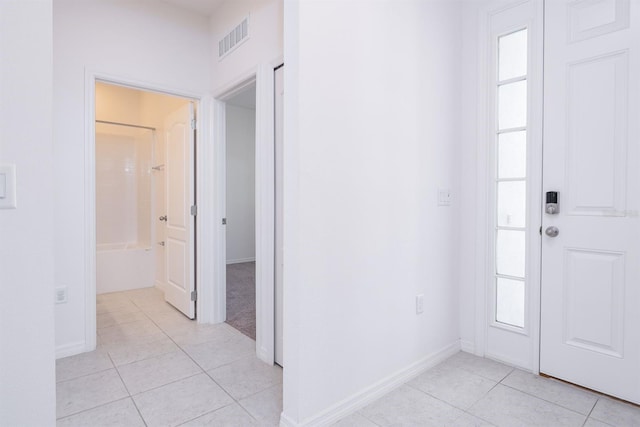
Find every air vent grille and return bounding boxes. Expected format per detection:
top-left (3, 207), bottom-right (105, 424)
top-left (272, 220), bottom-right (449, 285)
top-left (218, 16), bottom-right (249, 60)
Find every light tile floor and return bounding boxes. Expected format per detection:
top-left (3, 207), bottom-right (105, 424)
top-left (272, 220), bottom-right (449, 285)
top-left (56, 287), bottom-right (640, 426)
top-left (339, 352), bottom-right (640, 427)
top-left (56, 287), bottom-right (282, 426)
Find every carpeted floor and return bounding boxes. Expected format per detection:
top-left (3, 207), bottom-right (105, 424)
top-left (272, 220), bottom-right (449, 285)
top-left (225, 261), bottom-right (256, 340)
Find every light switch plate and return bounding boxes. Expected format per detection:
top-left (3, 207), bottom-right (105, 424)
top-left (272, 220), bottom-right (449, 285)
top-left (0, 164), bottom-right (17, 209)
top-left (438, 188), bottom-right (452, 206)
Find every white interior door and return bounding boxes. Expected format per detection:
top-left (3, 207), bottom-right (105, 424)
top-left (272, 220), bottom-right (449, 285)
top-left (540, 0), bottom-right (640, 403)
top-left (164, 103), bottom-right (196, 319)
top-left (274, 65), bottom-right (284, 366)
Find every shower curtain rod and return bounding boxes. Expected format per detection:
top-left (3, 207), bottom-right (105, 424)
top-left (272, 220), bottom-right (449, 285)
top-left (96, 119), bottom-right (156, 131)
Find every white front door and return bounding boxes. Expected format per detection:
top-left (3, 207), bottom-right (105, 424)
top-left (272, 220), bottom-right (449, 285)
top-left (540, 0), bottom-right (640, 403)
top-left (164, 103), bottom-right (196, 319)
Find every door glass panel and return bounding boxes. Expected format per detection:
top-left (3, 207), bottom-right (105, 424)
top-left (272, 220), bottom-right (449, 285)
top-left (498, 80), bottom-right (527, 129)
top-left (496, 230), bottom-right (526, 278)
top-left (498, 131), bottom-right (527, 178)
top-left (497, 181), bottom-right (526, 227)
top-left (493, 26), bottom-right (528, 330)
top-left (496, 277), bottom-right (525, 327)
top-left (499, 29), bottom-right (528, 81)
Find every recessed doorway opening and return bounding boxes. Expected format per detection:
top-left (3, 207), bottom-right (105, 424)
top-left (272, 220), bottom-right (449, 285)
top-left (224, 83), bottom-right (257, 340)
top-left (94, 81), bottom-right (198, 328)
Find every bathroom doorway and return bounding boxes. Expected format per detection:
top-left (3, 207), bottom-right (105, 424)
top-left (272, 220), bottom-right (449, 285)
top-left (94, 82), bottom-right (197, 320)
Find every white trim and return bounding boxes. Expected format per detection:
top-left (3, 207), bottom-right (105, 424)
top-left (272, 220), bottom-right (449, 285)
top-left (227, 257), bottom-right (256, 264)
top-left (460, 339), bottom-right (476, 354)
top-left (77, 69), bottom-right (211, 357)
top-left (212, 99), bottom-right (227, 324)
top-left (474, 0), bottom-right (543, 370)
top-left (474, 2), bottom-right (490, 359)
top-left (254, 62), bottom-right (276, 365)
top-left (279, 341), bottom-right (460, 427)
top-left (195, 95), bottom-right (216, 324)
top-left (56, 341), bottom-right (87, 360)
top-left (84, 71), bottom-right (98, 354)
top-left (526, 0), bottom-right (544, 375)
top-left (213, 58), bottom-right (282, 365)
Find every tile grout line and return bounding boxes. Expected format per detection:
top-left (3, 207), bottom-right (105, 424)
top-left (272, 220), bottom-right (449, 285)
top-left (106, 296), bottom-right (149, 427)
top-left (235, 383), bottom-right (284, 424)
top-left (498, 381), bottom-right (596, 418)
top-left (56, 365), bottom-right (114, 385)
top-left (142, 302), bottom-right (246, 416)
top-left (143, 304), bottom-right (265, 425)
top-left (581, 397), bottom-right (600, 427)
top-left (173, 402), bottom-right (241, 427)
top-left (106, 351), bottom-right (149, 427)
top-left (55, 396), bottom-right (134, 423)
top-left (459, 377), bottom-right (502, 425)
top-left (63, 289), bottom-right (281, 426)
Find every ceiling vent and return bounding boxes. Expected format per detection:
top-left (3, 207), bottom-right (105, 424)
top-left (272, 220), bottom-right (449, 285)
top-left (218, 16), bottom-right (249, 60)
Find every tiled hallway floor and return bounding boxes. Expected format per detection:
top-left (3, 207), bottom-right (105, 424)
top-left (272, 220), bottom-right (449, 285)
top-left (340, 351), bottom-right (640, 427)
top-left (56, 287), bottom-right (640, 426)
top-left (56, 288), bottom-right (282, 426)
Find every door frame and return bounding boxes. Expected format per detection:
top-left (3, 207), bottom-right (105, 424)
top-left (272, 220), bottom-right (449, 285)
top-left (473, 0), bottom-right (544, 372)
top-left (83, 70), bottom-right (215, 352)
top-left (213, 59), bottom-right (281, 365)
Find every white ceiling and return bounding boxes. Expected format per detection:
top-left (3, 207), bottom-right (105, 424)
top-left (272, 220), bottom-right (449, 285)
top-left (160, 0), bottom-right (225, 16)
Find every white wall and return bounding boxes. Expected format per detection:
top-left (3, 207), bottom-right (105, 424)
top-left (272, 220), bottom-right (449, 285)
top-left (0, 1), bottom-right (56, 425)
top-left (53, 0), bottom-right (211, 355)
top-left (459, 1), bottom-right (484, 354)
top-left (283, 0), bottom-right (463, 423)
top-left (210, 0), bottom-right (283, 92)
top-left (226, 104), bottom-right (256, 263)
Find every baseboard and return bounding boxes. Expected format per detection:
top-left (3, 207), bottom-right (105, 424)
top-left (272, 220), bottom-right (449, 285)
top-left (155, 280), bottom-right (166, 293)
top-left (55, 341), bottom-right (87, 359)
top-left (226, 257), bottom-right (256, 265)
top-left (460, 339), bottom-right (475, 354)
top-left (279, 413), bottom-right (297, 427)
top-left (485, 350), bottom-right (530, 371)
top-left (280, 340), bottom-right (461, 427)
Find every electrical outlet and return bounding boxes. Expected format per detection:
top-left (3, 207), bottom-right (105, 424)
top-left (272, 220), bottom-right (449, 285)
top-left (416, 294), bottom-right (424, 314)
top-left (55, 287), bottom-right (67, 304)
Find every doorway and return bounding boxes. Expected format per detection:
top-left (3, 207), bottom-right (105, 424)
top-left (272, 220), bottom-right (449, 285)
top-left (539, 0), bottom-right (640, 404)
top-left (224, 83), bottom-right (258, 339)
top-left (214, 63), bottom-right (283, 366)
top-left (94, 81), bottom-right (197, 321)
top-left (481, 0), bottom-right (640, 405)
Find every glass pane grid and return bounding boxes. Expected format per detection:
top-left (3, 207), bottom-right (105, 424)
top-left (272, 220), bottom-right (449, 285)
top-left (496, 272), bottom-right (525, 281)
top-left (496, 178), bottom-right (527, 183)
top-left (498, 28), bottom-right (528, 81)
top-left (498, 80), bottom-right (528, 130)
top-left (496, 226), bottom-right (526, 232)
top-left (496, 277), bottom-right (525, 328)
top-left (493, 27), bottom-right (528, 330)
top-left (498, 75), bottom-right (527, 86)
top-left (497, 127), bottom-right (527, 134)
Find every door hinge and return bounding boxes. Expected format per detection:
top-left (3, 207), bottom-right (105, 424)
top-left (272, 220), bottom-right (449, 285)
top-left (190, 290), bottom-right (197, 301)
top-left (191, 119), bottom-right (197, 130)
top-left (222, 218), bottom-right (227, 225)
top-left (190, 205), bottom-right (197, 216)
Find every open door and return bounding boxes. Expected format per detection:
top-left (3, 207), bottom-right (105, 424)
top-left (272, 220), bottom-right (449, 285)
top-left (163, 103), bottom-right (196, 319)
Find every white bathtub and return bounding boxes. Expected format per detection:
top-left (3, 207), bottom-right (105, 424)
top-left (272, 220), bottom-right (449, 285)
top-left (97, 243), bottom-right (155, 294)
